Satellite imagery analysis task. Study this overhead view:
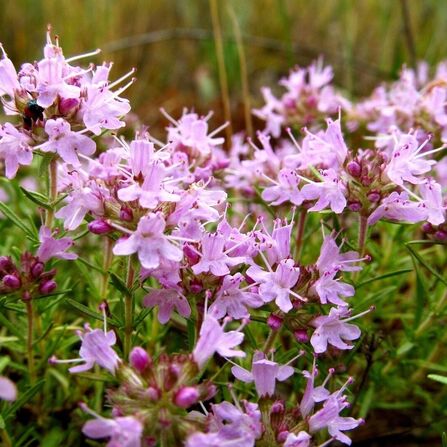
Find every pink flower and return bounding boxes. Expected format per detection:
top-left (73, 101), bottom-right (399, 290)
top-left (309, 395), bottom-right (362, 445)
top-left (113, 213), bottom-right (183, 270)
top-left (0, 45), bottom-right (19, 98)
top-left (81, 404), bottom-right (143, 447)
top-left (301, 169), bottom-right (347, 214)
top-left (36, 226), bottom-right (78, 263)
top-left (40, 118), bottom-right (96, 166)
top-left (0, 123), bottom-right (33, 179)
top-left (247, 259), bottom-right (303, 313)
top-left (312, 270), bottom-right (355, 306)
top-left (193, 313), bottom-right (246, 368)
top-left (419, 179), bottom-right (445, 225)
top-left (52, 320), bottom-right (120, 374)
top-left (143, 288), bottom-right (191, 323)
top-left (209, 273), bottom-right (263, 320)
top-left (310, 307), bottom-right (362, 354)
top-left (192, 233), bottom-right (246, 277)
top-left (283, 431), bottom-right (312, 447)
top-left (368, 191), bottom-right (426, 225)
top-left (385, 133), bottom-right (436, 186)
top-left (231, 350), bottom-right (298, 397)
top-left (262, 168), bottom-right (304, 206)
top-left (316, 235), bottom-right (362, 274)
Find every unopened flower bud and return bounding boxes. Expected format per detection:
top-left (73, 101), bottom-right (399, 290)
top-left (435, 230), bottom-right (447, 241)
top-left (31, 261), bottom-right (44, 278)
top-left (361, 175), bottom-right (372, 186)
top-left (39, 279), bottom-right (57, 295)
top-left (88, 219), bottom-right (113, 235)
top-left (189, 279), bottom-right (203, 294)
top-left (22, 291), bottom-right (32, 301)
top-left (270, 400), bottom-right (285, 414)
top-left (422, 222), bottom-right (435, 234)
top-left (119, 207), bottom-right (133, 222)
top-left (129, 347), bottom-right (151, 372)
top-left (184, 244), bottom-right (200, 265)
top-left (367, 191), bottom-right (381, 203)
top-left (294, 329), bottom-right (309, 343)
top-left (145, 386), bottom-right (161, 401)
top-left (267, 314), bottom-right (283, 331)
top-left (348, 201), bottom-right (362, 212)
top-left (174, 386), bottom-right (199, 408)
top-left (0, 256), bottom-right (14, 273)
top-left (347, 160), bottom-right (361, 177)
top-left (3, 274), bottom-right (21, 289)
top-left (277, 431), bottom-right (289, 443)
top-left (58, 98), bottom-right (79, 115)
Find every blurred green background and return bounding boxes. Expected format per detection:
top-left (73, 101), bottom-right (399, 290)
top-left (1, 0), bottom-right (447, 130)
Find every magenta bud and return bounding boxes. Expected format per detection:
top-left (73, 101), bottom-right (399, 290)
top-left (283, 97), bottom-right (296, 110)
top-left (277, 431), bottom-right (289, 443)
top-left (347, 160), bottom-right (361, 177)
top-left (367, 191), bottom-right (381, 203)
top-left (111, 407), bottom-right (124, 417)
top-left (145, 386), bottom-right (161, 401)
top-left (31, 261), bottom-right (45, 278)
top-left (119, 207), bottom-right (133, 222)
top-left (422, 222), bottom-right (435, 234)
top-left (348, 201), bottom-right (362, 212)
top-left (129, 347), bottom-right (150, 372)
top-left (270, 400), bottom-right (285, 414)
top-left (3, 274), bottom-right (21, 289)
top-left (294, 329), bottom-right (309, 343)
top-left (189, 279), bottom-right (203, 294)
top-left (174, 386), bottom-right (199, 408)
top-left (184, 244), bottom-right (200, 265)
top-left (39, 280), bottom-right (57, 295)
top-left (435, 230), bottom-right (447, 241)
top-left (0, 256), bottom-right (13, 272)
top-left (58, 98), bottom-right (79, 115)
top-left (267, 314), bottom-right (283, 331)
top-left (22, 291), bottom-right (32, 301)
top-left (361, 176), bottom-right (372, 186)
top-left (88, 220), bottom-right (113, 235)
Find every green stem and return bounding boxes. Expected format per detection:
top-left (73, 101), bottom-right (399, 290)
top-left (124, 257), bottom-right (135, 359)
top-left (100, 237), bottom-right (114, 300)
top-left (294, 209), bottom-right (307, 260)
top-left (358, 214), bottom-right (369, 257)
top-left (45, 158), bottom-right (58, 228)
top-left (26, 300), bottom-right (36, 384)
top-left (1, 429), bottom-right (12, 447)
top-left (262, 329), bottom-right (278, 353)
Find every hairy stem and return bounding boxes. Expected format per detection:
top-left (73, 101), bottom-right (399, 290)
top-left (124, 257), bottom-right (135, 359)
top-left (100, 237), bottom-right (114, 300)
top-left (26, 300), bottom-right (36, 384)
top-left (262, 329), bottom-right (278, 353)
top-left (45, 158), bottom-right (58, 228)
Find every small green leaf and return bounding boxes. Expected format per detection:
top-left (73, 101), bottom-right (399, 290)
top-left (0, 201), bottom-right (38, 241)
top-left (65, 298), bottom-right (120, 326)
top-left (406, 244), bottom-right (447, 286)
top-left (427, 374), bottom-right (447, 385)
top-left (19, 187), bottom-right (51, 209)
top-left (109, 271), bottom-right (130, 295)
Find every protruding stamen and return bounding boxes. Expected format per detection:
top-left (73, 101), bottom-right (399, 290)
top-left (66, 48), bottom-right (101, 63)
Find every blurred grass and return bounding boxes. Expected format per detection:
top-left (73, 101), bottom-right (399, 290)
top-left (2, 0), bottom-right (447, 130)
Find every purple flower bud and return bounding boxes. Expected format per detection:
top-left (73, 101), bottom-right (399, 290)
top-left (348, 201), bottom-right (362, 212)
top-left (277, 431), bottom-right (289, 443)
top-left (367, 191), bottom-right (381, 203)
top-left (119, 207), bottom-right (133, 222)
top-left (271, 400), bottom-right (285, 414)
top-left (31, 261), bottom-right (45, 279)
top-left (22, 291), bottom-right (32, 301)
top-left (422, 222), bottom-right (435, 234)
top-left (0, 256), bottom-right (14, 273)
top-left (267, 314), bottom-right (283, 331)
top-left (88, 219), bottom-right (113, 235)
top-left (283, 97), bottom-right (296, 110)
top-left (3, 274), bottom-right (21, 289)
top-left (189, 279), bottom-right (203, 294)
top-left (39, 280), bottom-right (57, 295)
top-left (174, 386), bottom-right (199, 408)
top-left (184, 244), bottom-right (200, 265)
top-left (361, 176), bottom-right (372, 186)
top-left (294, 329), bottom-right (309, 343)
top-left (435, 230), bottom-right (447, 241)
top-left (58, 98), bottom-right (79, 115)
top-left (129, 347), bottom-right (150, 372)
top-left (145, 386), bottom-right (161, 401)
top-left (347, 160), bottom-right (361, 177)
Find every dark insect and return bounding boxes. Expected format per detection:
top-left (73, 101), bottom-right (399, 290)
top-left (23, 99), bottom-right (44, 130)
